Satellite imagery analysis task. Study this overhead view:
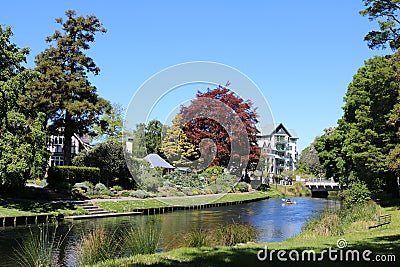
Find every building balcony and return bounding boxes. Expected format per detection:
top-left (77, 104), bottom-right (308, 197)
top-left (275, 138), bottom-right (287, 144)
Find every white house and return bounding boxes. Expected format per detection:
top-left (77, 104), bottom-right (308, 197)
top-left (47, 129), bottom-right (91, 166)
top-left (257, 123), bottom-right (299, 174)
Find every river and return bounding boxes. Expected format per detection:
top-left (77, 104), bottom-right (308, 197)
top-left (0, 197), bottom-right (338, 266)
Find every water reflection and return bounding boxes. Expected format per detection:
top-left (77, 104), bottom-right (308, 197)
top-left (0, 197), bottom-right (337, 266)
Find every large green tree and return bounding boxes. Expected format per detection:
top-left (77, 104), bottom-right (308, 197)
top-left (298, 141), bottom-right (324, 176)
top-left (0, 26), bottom-right (48, 189)
top-left (315, 53), bottom-right (400, 197)
top-left (360, 0), bottom-right (400, 50)
top-left (34, 10), bottom-right (110, 166)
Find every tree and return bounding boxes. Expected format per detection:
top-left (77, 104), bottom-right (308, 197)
top-left (72, 140), bottom-right (134, 188)
top-left (298, 142), bottom-right (323, 176)
top-left (160, 114), bottom-right (201, 167)
top-left (360, 0), bottom-right (400, 50)
top-left (180, 85), bottom-right (260, 175)
top-left (314, 128), bottom-right (347, 181)
top-left (130, 123), bottom-right (147, 158)
top-left (92, 103), bottom-right (124, 144)
top-left (145, 119), bottom-right (163, 154)
top-left (316, 53), bottom-right (400, 197)
top-left (0, 26), bottom-right (48, 189)
top-left (34, 10), bottom-right (110, 166)
top-left (387, 145), bottom-right (400, 175)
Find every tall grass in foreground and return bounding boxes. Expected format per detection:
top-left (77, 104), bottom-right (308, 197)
top-left (76, 219), bottom-right (162, 265)
top-left (183, 222), bottom-right (258, 247)
top-left (13, 223), bottom-right (68, 267)
top-left (304, 200), bottom-right (379, 236)
top-left (183, 228), bottom-right (209, 247)
top-left (121, 219), bottom-right (162, 256)
top-left (76, 226), bottom-right (121, 266)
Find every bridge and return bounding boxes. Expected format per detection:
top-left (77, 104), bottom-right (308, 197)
top-left (305, 179), bottom-right (345, 197)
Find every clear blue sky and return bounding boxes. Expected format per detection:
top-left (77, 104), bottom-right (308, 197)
top-left (2, 0), bottom-right (389, 151)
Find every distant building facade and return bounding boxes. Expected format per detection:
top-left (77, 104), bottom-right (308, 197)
top-left (257, 123), bottom-right (299, 174)
top-left (47, 130), bottom-right (91, 166)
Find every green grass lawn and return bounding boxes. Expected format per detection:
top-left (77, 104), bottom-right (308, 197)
top-left (95, 191), bottom-right (275, 212)
top-left (0, 198), bottom-right (86, 217)
top-left (91, 205), bottom-right (400, 267)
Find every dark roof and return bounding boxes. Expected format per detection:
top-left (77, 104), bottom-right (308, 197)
top-left (143, 154), bottom-right (175, 169)
top-left (259, 123), bottom-right (298, 139)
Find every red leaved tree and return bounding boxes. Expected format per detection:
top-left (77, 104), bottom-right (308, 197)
top-left (180, 85), bottom-right (260, 175)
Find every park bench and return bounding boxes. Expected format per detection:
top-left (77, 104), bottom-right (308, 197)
top-left (368, 214), bottom-right (392, 229)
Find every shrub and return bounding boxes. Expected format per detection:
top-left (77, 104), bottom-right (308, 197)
top-left (234, 182), bottom-right (249, 192)
top-left (343, 181), bottom-right (371, 207)
top-left (73, 181), bottom-right (94, 192)
top-left (163, 172), bottom-right (203, 188)
top-left (204, 188), bottom-right (213, 194)
top-left (181, 187), bottom-right (194, 196)
top-left (95, 183), bottom-right (107, 191)
top-left (112, 185), bottom-right (123, 191)
top-left (47, 166), bottom-right (100, 187)
top-left (175, 191), bottom-right (185, 196)
top-left (120, 191), bottom-right (131, 197)
top-left (138, 170), bottom-right (163, 192)
top-left (72, 140), bottom-right (134, 188)
top-left (257, 184), bottom-right (270, 192)
top-left (207, 184), bottom-right (226, 194)
top-left (203, 166), bottom-right (224, 176)
top-left (304, 201), bottom-right (379, 236)
top-left (129, 190), bottom-right (149, 199)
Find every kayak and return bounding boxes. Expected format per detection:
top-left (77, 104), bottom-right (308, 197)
top-left (281, 198), bottom-right (296, 204)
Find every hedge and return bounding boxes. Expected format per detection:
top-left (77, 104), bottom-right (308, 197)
top-left (47, 166), bottom-right (101, 187)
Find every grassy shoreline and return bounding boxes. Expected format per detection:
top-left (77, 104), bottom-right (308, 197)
top-left (0, 188), bottom-right (282, 217)
top-left (95, 190), bottom-right (280, 212)
top-left (91, 205), bottom-right (399, 267)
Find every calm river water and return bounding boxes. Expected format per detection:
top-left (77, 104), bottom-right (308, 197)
top-left (0, 197), bottom-right (338, 266)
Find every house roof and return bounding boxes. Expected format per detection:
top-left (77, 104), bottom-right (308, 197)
top-left (258, 123), bottom-right (298, 139)
top-left (143, 154), bottom-right (175, 169)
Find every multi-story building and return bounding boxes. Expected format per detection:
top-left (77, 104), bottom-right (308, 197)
top-left (257, 123), bottom-right (298, 174)
top-left (47, 130), bottom-right (91, 166)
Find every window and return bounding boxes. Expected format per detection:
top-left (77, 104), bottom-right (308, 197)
top-left (50, 156), bottom-right (64, 166)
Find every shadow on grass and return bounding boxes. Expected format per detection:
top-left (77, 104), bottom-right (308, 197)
top-left (103, 245), bottom-right (398, 267)
top-left (0, 197), bottom-right (80, 214)
top-left (349, 234), bottom-right (400, 256)
top-left (0, 187), bottom-right (81, 215)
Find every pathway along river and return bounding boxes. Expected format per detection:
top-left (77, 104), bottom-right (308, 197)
top-left (0, 197), bottom-right (339, 266)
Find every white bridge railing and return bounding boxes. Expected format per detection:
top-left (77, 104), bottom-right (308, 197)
top-left (305, 181), bottom-right (341, 189)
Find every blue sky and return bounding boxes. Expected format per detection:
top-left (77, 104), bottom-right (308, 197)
top-left (2, 0), bottom-right (389, 151)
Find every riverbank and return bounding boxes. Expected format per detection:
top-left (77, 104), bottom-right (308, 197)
top-left (95, 190), bottom-right (280, 212)
top-left (0, 188), bottom-right (282, 220)
top-left (92, 205), bottom-right (399, 267)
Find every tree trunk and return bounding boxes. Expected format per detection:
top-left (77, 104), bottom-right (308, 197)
top-left (63, 111), bottom-right (72, 166)
top-left (389, 176), bottom-right (400, 198)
